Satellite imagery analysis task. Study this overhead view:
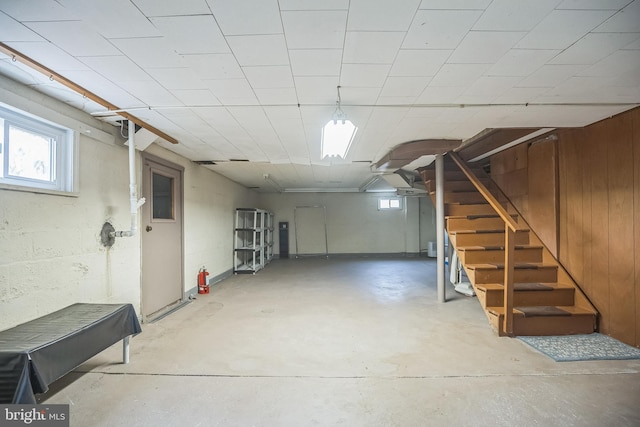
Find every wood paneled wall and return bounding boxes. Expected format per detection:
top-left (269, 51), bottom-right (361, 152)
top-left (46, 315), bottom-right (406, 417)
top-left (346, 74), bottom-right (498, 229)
top-left (489, 107), bottom-right (640, 347)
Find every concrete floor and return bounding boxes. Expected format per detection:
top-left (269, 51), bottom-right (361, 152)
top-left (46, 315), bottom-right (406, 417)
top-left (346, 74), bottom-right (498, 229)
top-left (41, 258), bottom-right (640, 426)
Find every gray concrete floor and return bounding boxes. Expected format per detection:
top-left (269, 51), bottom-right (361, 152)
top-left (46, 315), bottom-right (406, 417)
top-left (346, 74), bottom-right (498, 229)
top-left (42, 258), bottom-right (640, 426)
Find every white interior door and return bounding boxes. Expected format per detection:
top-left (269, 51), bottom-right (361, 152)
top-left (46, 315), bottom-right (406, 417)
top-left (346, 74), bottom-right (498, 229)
top-left (141, 154), bottom-right (183, 319)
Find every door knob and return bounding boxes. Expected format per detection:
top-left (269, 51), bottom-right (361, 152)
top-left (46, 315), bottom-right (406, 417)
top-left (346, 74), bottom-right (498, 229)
top-left (146, 225), bottom-right (152, 232)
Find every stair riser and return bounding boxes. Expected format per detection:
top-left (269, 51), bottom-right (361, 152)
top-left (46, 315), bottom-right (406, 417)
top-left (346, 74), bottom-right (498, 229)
top-left (447, 216), bottom-right (518, 232)
top-left (445, 204), bottom-right (498, 216)
top-left (421, 170), bottom-right (481, 181)
top-left (459, 247), bottom-right (542, 264)
top-left (468, 267), bottom-right (557, 284)
top-left (482, 289), bottom-right (575, 307)
top-left (424, 180), bottom-right (489, 193)
top-left (487, 312), bottom-right (596, 336)
top-left (444, 192), bottom-right (488, 204)
top-left (451, 232), bottom-right (530, 247)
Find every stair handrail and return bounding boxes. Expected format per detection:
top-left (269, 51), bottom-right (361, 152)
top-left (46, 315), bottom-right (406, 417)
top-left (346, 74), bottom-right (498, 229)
top-left (449, 152), bottom-right (521, 336)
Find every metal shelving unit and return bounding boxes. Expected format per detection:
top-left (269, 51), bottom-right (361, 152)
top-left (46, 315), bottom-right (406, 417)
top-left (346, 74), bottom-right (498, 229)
top-left (234, 208), bottom-right (273, 274)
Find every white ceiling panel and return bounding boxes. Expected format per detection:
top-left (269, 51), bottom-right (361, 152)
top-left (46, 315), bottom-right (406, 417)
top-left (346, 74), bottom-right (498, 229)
top-left (180, 54), bottom-right (244, 80)
top-left (390, 50), bottom-right (451, 77)
top-left (170, 89), bottom-right (220, 106)
top-left (227, 35), bottom-right (289, 66)
top-left (111, 38), bottom-right (185, 68)
top-left (132, 0), bottom-right (211, 17)
top-left (448, 31), bottom-right (525, 64)
top-left (146, 68), bottom-right (207, 90)
top-left (473, 0), bottom-right (560, 31)
top-left (550, 32), bottom-right (640, 65)
top-left (243, 66), bottom-right (294, 89)
top-left (403, 10), bottom-right (482, 50)
top-left (488, 49), bottom-right (560, 77)
top-left (59, 0), bottom-right (160, 39)
top-left (340, 64), bottom-right (391, 87)
top-left (289, 49), bottom-right (342, 77)
top-left (1, 0), bottom-right (639, 191)
top-left (150, 16), bottom-right (229, 55)
top-left (25, 21), bottom-right (119, 57)
top-left (348, 0), bottom-right (420, 31)
top-left (282, 11), bottom-right (347, 49)
top-left (516, 10), bottom-right (616, 50)
top-left (207, 0), bottom-right (282, 36)
top-left (343, 32), bottom-right (404, 64)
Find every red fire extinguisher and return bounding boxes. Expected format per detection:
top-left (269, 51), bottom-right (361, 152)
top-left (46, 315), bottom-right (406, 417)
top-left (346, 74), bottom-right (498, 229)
top-left (198, 267), bottom-right (210, 294)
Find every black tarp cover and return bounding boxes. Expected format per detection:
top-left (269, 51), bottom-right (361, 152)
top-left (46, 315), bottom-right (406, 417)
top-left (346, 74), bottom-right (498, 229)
top-left (0, 303), bottom-right (141, 403)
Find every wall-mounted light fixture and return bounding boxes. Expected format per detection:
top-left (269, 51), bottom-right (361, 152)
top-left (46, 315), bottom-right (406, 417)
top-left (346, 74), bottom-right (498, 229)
top-left (321, 86), bottom-right (357, 159)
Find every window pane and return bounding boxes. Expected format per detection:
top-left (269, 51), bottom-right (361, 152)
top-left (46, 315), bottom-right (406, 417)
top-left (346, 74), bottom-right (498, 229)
top-left (380, 199), bottom-right (390, 209)
top-left (8, 125), bottom-right (55, 182)
top-left (153, 172), bottom-right (174, 219)
top-left (390, 199), bottom-right (400, 208)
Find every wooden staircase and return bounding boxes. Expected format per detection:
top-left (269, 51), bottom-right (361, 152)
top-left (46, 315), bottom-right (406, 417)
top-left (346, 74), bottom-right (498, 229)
top-left (420, 154), bottom-right (597, 337)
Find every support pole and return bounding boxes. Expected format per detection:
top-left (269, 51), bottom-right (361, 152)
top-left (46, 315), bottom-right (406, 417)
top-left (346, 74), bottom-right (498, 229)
top-left (436, 153), bottom-right (446, 303)
top-left (123, 336), bottom-right (130, 364)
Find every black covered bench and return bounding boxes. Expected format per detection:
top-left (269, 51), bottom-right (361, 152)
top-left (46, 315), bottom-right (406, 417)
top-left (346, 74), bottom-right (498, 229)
top-left (0, 303), bottom-right (142, 403)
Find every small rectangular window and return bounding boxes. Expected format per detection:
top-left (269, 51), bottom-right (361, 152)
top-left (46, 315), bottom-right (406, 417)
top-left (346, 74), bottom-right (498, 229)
top-left (378, 197), bottom-right (403, 210)
top-left (0, 105), bottom-right (76, 194)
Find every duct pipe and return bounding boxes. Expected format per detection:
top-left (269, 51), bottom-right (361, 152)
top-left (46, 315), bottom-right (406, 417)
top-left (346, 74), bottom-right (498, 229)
top-left (111, 120), bottom-right (146, 238)
top-left (435, 153), bottom-right (446, 303)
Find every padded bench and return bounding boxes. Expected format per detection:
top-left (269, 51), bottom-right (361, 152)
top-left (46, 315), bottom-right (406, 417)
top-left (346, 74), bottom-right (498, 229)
top-left (0, 303), bottom-right (142, 403)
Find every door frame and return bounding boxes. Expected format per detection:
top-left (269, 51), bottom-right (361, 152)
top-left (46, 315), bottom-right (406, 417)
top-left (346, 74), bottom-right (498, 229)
top-left (140, 152), bottom-right (185, 322)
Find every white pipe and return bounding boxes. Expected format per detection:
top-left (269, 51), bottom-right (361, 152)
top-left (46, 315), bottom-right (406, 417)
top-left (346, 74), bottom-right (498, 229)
top-left (436, 153), bottom-right (446, 303)
top-left (111, 120), bottom-right (145, 238)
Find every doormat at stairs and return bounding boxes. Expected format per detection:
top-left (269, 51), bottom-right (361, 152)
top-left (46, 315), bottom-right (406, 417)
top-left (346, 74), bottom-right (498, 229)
top-left (518, 334), bottom-right (640, 362)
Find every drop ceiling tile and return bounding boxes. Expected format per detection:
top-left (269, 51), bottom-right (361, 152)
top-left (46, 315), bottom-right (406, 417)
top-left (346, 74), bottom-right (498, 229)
top-left (282, 11), bottom-right (347, 49)
top-left (389, 50), bottom-right (451, 76)
top-left (79, 55), bottom-right (151, 82)
top-left (150, 16), bottom-right (229, 54)
top-left (59, 0), bottom-right (160, 39)
top-left (340, 64), bottom-right (391, 87)
top-left (227, 35), bottom-right (289, 66)
top-left (557, 0), bottom-right (631, 10)
top-left (416, 86), bottom-right (467, 103)
top-left (146, 67), bottom-right (207, 90)
top-left (111, 38), bottom-right (185, 68)
top-left (280, 0), bottom-right (348, 10)
top-left (204, 78), bottom-right (259, 105)
top-left (24, 21), bottom-right (119, 57)
top-left (488, 49), bottom-right (560, 77)
top-left (289, 49), bottom-right (342, 76)
top-left (243, 66), bottom-right (294, 89)
top-left (517, 64), bottom-right (586, 87)
top-left (294, 76), bottom-right (340, 104)
top-left (377, 96), bottom-right (419, 105)
top-left (403, 10), bottom-right (482, 49)
top-left (419, 0), bottom-right (491, 9)
top-left (6, 41), bottom-right (89, 70)
top-left (473, 0), bottom-right (560, 31)
top-left (206, 0), bottom-right (282, 36)
top-left (494, 86), bottom-right (552, 103)
top-left (448, 31), bottom-right (525, 64)
top-left (61, 69), bottom-right (145, 106)
top-left (458, 76), bottom-right (522, 102)
top-left (1, 0), bottom-right (78, 21)
top-left (0, 12), bottom-right (44, 41)
top-left (380, 76), bottom-right (431, 97)
top-left (429, 63), bottom-right (490, 87)
top-left (594, 0), bottom-right (640, 32)
top-left (170, 89), bottom-right (220, 106)
top-left (118, 79), bottom-right (182, 106)
top-left (550, 32), bottom-right (640, 64)
top-left (516, 10), bottom-right (616, 49)
top-left (343, 32), bottom-right (404, 64)
top-left (132, 0), bottom-right (211, 16)
top-left (339, 87), bottom-right (381, 104)
top-left (348, 0), bottom-right (420, 31)
top-left (254, 88), bottom-right (298, 105)
top-left (180, 54), bottom-right (244, 80)
top-left (578, 49), bottom-right (640, 78)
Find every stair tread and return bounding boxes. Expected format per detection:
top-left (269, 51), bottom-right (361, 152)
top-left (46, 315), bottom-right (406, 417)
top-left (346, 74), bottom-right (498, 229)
top-left (477, 282), bottom-right (573, 291)
top-left (450, 228), bottom-right (529, 235)
top-left (466, 263), bottom-right (557, 270)
top-left (457, 245), bottom-right (542, 251)
top-left (446, 214), bottom-right (516, 220)
top-left (488, 305), bottom-right (597, 316)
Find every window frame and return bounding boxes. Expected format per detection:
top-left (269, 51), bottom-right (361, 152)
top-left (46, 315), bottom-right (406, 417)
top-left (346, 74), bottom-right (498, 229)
top-left (378, 197), bottom-right (403, 211)
top-left (0, 104), bottom-right (77, 195)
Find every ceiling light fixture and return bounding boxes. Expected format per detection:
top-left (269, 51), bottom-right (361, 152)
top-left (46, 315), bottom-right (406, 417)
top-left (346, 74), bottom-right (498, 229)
top-left (321, 86), bottom-right (357, 159)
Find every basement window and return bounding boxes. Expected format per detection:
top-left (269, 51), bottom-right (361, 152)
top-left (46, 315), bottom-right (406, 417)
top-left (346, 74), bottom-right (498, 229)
top-left (0, 105), bottom-right (77, 194)
top-left (378, 197), bottom-right (403, 210)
